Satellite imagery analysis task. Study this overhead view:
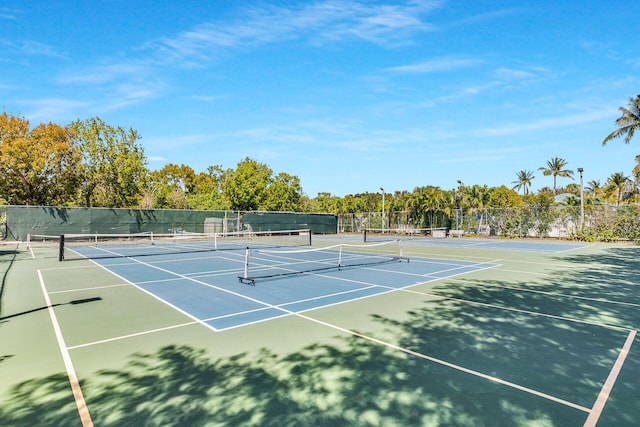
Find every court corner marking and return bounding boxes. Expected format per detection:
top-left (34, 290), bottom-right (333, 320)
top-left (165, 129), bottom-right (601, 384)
top-left (583, 329), bottom-right (636, 426)
top-left (37, 269), bottom-right (94, 427)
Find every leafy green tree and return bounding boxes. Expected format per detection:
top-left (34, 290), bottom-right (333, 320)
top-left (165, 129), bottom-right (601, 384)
top-left (538, 157), bottom-right (573, 195)
top-left (464, 185), bottom-right (490, 227)
top-left (71, 117), bottom-right (147, 207)
top-left (586, 180), bottom-right (603, 203)
top-left (512, 170), bottom-right (535, 197)
top-left (146, 164), bottom-right (197, 209)
top-left (153, 164), bottom-right (196, 192)
top-left (312, 192), bottom-right (341, 213)
top-left (222, 157), bottom-right (273, 211)
top-left (0, 113), bottom-right (33, 202)
top-left (537, 186), bottom-right (555, 197)
top-left (0, 114), bottom-right (81, 205)
top-left (0, 111), bottom-right (30, 143)
top-left (187, 169), bottom-right (229, 210)
top-left (261, 172), bottom-right (303, 211)
top-left (488, 186), bottom-right (524, 208)
top-left (524, 193), bottom-right (556, 237)
top-left (409, 186), bottom-right (447, 228)
top-left (602, 94), bottom-right (640, 145)
top-left (464, 185), bottom-right (490, 210)
top-left (605, 172), bottom-right (630, 206)
top-left (388, 190), bottom-right (411, 227)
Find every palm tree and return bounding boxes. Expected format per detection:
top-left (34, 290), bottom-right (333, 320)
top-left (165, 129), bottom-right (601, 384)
top-left (605, 172), bottom-right (630, 206)
top-left (538, 157), bottom-right (574, 195)
top-left (586, 180), bottom-right (603, 202)
top-left (633, 154), bottom-right (640, 180)
top-left (602, 94), bottom-right (640, 145)
top-left (512, 170), bottom-right (535, 197)
top-left (464, 184), bottom-right (490, 227)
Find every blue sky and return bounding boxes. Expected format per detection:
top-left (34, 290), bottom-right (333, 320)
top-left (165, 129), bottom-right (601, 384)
top-left (2, 1), bottom-right (639, 197)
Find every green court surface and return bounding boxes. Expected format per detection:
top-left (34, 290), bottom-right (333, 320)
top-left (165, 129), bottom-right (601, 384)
top-left (0, 237), bottom-right (638, 426)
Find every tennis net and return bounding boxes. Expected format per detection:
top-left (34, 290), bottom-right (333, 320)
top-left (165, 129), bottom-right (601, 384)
top-left (363, 227), bottom-right (447, 242)
top-left (28, 229), bottom-right (312, 261)
top-left (239, 239), bottom-right (408, 284)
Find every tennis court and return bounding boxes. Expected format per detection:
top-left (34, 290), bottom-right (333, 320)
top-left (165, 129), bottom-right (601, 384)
top-left (0, 232), bottom-right (638, 426)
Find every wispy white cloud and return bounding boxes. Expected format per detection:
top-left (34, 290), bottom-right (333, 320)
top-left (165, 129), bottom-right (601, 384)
top-left (190, 94), bottom-right (228, 102)
top-left (437, 145), bottom-right (530, 164)
top-left (57, 63), bottom-right (151, 85)
top-left (147, 156), bottom-right (168, 163)
top-left (19, 98), bottom-right (93, 122)
top-left (146, 1), bottom-right (441, 64)
top-left (386, 56), bottom-right (484, 74)
top-left (0, 7), bottom-right (19, 20)
top-left (101, 84), bottom-right (162, 112)
top-left (16, 80), bottom-right (162, 122)
top-left (492, 67), bottom-right (539, 80)
top-left (51, 63), bottom-right (162, 114)
top-left (475, 109), bottom-right (615, 137)
top-left (0, 39), bottom-right (66, 59)
top-left (34, 1), bottom-right (440, 118)
top-left (447, 8), bottom-right (526, 27)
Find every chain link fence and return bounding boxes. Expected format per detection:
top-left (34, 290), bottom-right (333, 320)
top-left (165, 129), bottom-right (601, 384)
top-left (3, 204), bottom-right (638, 242)
top-left (338, 204), bottom-right (640, 241)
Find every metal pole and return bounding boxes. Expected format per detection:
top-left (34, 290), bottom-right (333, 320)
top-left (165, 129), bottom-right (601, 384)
top-left (243, 247), bottom-right (250, 280)
top-left (577, 168), bottom-right (584, 230)
top-left (456, 180), bottom-right (462, 230)
top-left (380, 187), bottom-right (385, 232)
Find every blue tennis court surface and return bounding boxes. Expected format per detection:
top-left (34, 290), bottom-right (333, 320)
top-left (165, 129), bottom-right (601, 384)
top-left (84, 247), bottom-right (499, 331)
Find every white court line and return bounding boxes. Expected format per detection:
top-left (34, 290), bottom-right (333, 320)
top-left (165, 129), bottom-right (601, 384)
top-left (48, 283), bottom-right (130, 294)
top-left (555, 244), bottom-right (594, 254)
top-left (215, 261), bottom-right (499, 333)
top-left (293, 311), bottom-right (592, 413)
top-left (106, 256), bottom-right (598, 413)
top-left (67, 321), bottom-right (198, 350)
top-left (63, 250), bottom-right (624, 417)
top-left (71, 253), bottom-right (493, 341)
top-left (38, 270), bottom-right (94, 427)
top-left (81, 254), bottom-right (221, 333)
top-left (448, 278), bottom-right (640, 309)
top-left (584, 329), bottom-right (636, 426)
top-left (406, 286), bottom-right (632, 333)
top-left (494, 267), bottom-right (554, 276)
top-left (203, 306), bottom-right (273, 321)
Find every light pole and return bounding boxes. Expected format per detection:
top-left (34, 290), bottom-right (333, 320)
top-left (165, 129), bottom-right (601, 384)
top-left (380, 187), bottom-right (385, 232)
top-left (456, 180), bottom-right (462, 229)
top-left (577, 168), bottom-right (584, 230)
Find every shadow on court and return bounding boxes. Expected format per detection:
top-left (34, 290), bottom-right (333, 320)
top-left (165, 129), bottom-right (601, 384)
top-left (1, 304), bottom-right (630, 425)
top-left (0, 297), bottom-right (102, 322)
top-left (0, 246), bottom-right (637, 426)
top-left (0, 249), bottom-right (19, 320)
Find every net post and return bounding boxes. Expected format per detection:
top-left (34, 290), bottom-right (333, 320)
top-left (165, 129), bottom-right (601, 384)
top-left (59, 234), bottom-right (65, 261)
top-left (26, 233), bottom-right (31, 250)
top-left (150, 232), bottom-right (154, 245)
top-left (308, 229), bottom-right (312, 246)
top-left (338, 245), bottom-right (343, 269)
top-left (363, 229), bottom-right (367, 243)
top-left (243, 247), bottom-right (250, 280)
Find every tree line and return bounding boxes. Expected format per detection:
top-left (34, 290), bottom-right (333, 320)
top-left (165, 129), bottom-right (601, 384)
top-left (1, 95), bottom-right (639, 215)
top-left (0, 114), bottom-right (304, 211)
